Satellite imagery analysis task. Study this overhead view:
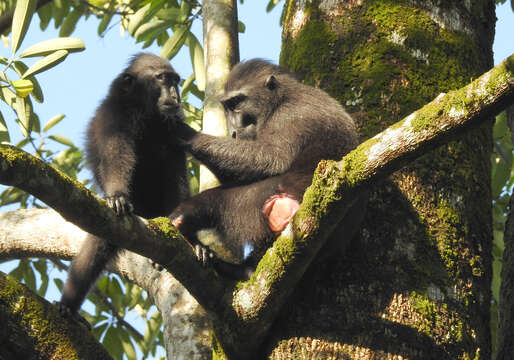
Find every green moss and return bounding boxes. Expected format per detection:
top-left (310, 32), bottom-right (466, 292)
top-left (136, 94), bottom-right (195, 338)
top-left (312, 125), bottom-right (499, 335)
top-left (148, 216), bottom-right (181, 238)
top-left (410, 291), bottom-right (465, 344)
top-left (281, 0), bottom-right (487, 140)
top-left (281, 19), bottom-right (337, 86)
top-left (0, 272), bottom-right (111, 359)
top-left (212, 330), bottom-right (228, 360)
top-left (340, 136), bottom-right (379, 184)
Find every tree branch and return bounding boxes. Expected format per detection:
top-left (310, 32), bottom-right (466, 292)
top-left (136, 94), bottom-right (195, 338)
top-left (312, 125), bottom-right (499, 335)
top-left (0, 153), bottom-right (226, 314)
top-left (0, 271), bottom-right (113, 360)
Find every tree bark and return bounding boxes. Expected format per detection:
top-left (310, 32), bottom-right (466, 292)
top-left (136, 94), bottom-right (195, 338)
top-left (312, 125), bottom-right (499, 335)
top-left (275, 0), bottom-right (496, 358)
top-left (0, 271), bottom-right (113, 360)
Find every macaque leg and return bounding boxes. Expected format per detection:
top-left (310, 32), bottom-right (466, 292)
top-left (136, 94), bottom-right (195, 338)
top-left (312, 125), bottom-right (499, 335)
top-left (59, 235), bottom-right (118, 314)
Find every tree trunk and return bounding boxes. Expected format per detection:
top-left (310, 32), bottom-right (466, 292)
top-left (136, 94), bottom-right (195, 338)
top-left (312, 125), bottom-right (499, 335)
top-left (268, 0), bottom-right (495, 358)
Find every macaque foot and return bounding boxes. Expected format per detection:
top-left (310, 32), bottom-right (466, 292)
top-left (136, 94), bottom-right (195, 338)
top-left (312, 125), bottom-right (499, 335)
top-left (195, 244), bottom-right (214, 267)
top-left (170, 215), bottom-right (214, 267)
top-left (105, 193), bottom-right (134, 216)
top-left (55, 301), bottom-right (92, 330)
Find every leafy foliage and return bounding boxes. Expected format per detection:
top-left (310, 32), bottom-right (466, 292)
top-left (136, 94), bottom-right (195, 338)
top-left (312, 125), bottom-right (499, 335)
top-left (491, 110), bottom-right (514, 352)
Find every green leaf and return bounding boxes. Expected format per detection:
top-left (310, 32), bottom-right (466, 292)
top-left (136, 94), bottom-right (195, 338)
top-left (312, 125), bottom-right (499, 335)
top-left (34, 259), bottom-right (49, 296)
top-left (15, 96), bottom-right (32, 137)
top-left (13, 61), bottom-right (44, 103)
top-left (0, 71), bottom-right (8, 83)
top-left (128, 0), bottom-right (166, 36)
top-left (492, 141), bottom-right (513, 198)
top-left (160, 25), bottom-right (189, 60)
top-left (22, 50), bottom-right (69, 79)
top-left (0, 111), bottom-right (10, 144)
top-left (43, 114), bottom-right (65, 132)
top-left (15, 137), bottom-right (31, 149)
top-left (31, 111), bottom-right (40, 133)
top-left (37, 2), bottom-right (53, 31)
top-left (238, 20), bottom-right (246, 33)
top-left (12, 79), bottom-right (34, 98)
top-left (188, 33), bottom-right (205, 91)
top-left (59, 6), bottom-right (84, 37)
top-left (493, 111), bottom-right (508, 139)
top-left (19, 38), bottom-right (84, 58)
top-left (96, 275), bottom-right (108, 294)
top-left (92, 322), bottom-right (108, 340)
top-left (144, 311), bottom-right (162, 350)
top-left (54, 278), bottom-right (64, 291)
top-left (97, 11), bottom-right (114, 36)
top-left (103, 327), bottom-right (124, 360)
top-left (128, 3), bottom-right (151, 36)
top-left (179, 0), bottom-right (191, 18)
top-left (155, 7), bottom-right (182, 22)
top-left (49, 134), bottom-right (74, 147)
top-left (11, 0), bottom-right (37, 55)
top-left (120, 331), bottom-right (137, 360)
top-left (22, 260), bottom-right (36, 290)
top-left (266, 0), bottom-right (282, 12)
top-left (134, 20), bottom-right (168, 43)
top-left (53, 0), bottom-right (69, 28)
top-left (1, 87), bottom-right (17, 107)
top-left (181, 73), bottom-right (195, 95)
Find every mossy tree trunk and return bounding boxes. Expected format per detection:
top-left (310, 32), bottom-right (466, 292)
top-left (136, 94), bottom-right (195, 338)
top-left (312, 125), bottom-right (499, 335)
top-left (267, 0), bottom-right (495, 358)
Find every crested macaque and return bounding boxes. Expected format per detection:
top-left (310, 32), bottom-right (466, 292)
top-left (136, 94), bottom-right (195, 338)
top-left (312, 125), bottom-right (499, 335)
top-left (169, 59), bottom-right (362, 278)
top-left (57, 53), bottom-right (189, 321)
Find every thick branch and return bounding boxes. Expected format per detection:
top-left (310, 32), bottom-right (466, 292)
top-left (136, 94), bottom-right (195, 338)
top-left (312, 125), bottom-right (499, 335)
top-left (0, 152), bottom-right (226, 313)
top-left (0, 271), bottom-right (113, 360)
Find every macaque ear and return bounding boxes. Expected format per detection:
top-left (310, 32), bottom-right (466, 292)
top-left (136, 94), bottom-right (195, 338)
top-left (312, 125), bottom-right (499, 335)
top-left (120, 73), bottom-right (135, 94)
top-left (265, 75), bottom-right (278, 90)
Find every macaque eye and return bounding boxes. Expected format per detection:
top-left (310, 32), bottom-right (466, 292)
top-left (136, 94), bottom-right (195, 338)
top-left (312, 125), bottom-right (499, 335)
top-left (170, 73), bottom-right (180, 84)
top-left (156, 73), bottom-right (166, 81)
top-left (156, 72), bottom-right (180, 85)
top-left (224, 95), bottom-right (247, 112)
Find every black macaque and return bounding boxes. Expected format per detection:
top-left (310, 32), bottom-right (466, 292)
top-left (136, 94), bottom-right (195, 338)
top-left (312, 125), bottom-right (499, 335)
top-left (57, 53), bottom-right (189, 323)
top-left (169, 59), bottom-right (361, 279)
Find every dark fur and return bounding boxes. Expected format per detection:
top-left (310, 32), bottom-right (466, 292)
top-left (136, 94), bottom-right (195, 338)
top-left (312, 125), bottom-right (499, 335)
top-left (58, 53), bottom-right (189, 316)
top-left (169, 59), bottom-right (359, 277)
